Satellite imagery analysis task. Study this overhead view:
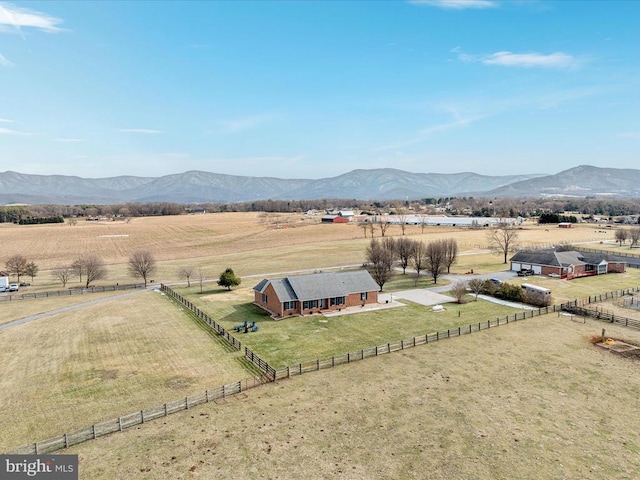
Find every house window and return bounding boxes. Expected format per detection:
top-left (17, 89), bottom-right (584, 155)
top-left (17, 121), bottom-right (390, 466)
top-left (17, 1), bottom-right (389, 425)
top-left (303, 300), bottom-right (319, 310)
top-left (330, 296), bottom-right (345, 306)
top-left (262, 294), bottom-right (268, 303)
top-left (283, 301), bottom-right (296, 310)
top-left (360, 292), bottom-right (368, 301)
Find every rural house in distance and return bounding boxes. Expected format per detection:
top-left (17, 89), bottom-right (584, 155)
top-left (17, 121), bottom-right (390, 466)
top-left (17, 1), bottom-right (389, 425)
top-left (510, 250), bottom-right (626, 279)
top-left (253, 270), bottom-right (379, 319)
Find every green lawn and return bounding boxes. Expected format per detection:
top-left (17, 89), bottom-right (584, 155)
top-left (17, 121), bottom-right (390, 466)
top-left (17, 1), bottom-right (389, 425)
top-left (173, 285), bottom-right (527, 368)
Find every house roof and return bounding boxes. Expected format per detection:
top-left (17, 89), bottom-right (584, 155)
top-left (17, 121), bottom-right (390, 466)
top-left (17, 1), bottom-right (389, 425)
top-left (253, 270), bottom-right (379, 302)
top-left (510, 250), bottom-right (624, 268)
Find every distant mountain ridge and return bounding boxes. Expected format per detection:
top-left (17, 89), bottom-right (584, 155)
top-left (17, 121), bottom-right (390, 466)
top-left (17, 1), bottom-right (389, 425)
top-left (0, 165), bottom-right (637, 205)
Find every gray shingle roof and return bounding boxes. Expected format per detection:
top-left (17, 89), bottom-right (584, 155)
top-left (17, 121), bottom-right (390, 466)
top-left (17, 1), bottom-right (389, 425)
top-left (253, 270), bottom-right (378, 302)
top-left (510, 250), bottom-right (624, 268)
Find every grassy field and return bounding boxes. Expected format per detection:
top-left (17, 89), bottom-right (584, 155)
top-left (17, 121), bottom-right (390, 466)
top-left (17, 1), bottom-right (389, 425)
top-left (66, 314), bottom-right (640, 479)
top-left (0, 290), bottom-right (132, 326)
top-left (2, 213), bottom-right (638, 467)
top-left (0, 290), bottom-right (249, 452)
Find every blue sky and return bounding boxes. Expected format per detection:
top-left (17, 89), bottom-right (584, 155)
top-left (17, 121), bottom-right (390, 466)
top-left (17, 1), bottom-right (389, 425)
top-left (0, 0), bottom-right (638, 179)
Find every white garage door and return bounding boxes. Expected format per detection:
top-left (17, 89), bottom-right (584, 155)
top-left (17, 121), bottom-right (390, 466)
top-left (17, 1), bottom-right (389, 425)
top-left (511, 263), bottom-right (521, 271)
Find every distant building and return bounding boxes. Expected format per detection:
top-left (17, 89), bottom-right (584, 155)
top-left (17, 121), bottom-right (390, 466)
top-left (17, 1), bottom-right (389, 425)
top-left (510, 250), bottom-right (626, 279)
top-left (321, 215), bottom-right (349, 224)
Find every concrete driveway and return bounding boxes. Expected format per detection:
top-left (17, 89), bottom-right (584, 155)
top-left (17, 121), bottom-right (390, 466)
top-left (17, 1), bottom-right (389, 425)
top-left (379, 289), bottom-right (455, 307)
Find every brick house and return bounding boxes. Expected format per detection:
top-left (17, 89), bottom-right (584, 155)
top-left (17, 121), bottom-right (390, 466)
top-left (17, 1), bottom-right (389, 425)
top-left (510, 250), bottom-right (626, 279)
top-left (253, 270), bottom-right (379, 319)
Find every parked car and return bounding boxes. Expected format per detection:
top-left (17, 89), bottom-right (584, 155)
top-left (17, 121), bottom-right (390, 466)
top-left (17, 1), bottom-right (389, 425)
top-left (8, 283), bottom-right (19, 292)
top-left (19, 281), bottom-right (30, 287)
top-left (517, 268), bottom-right (535, 277)
top-left (489, 278), bottom-right (502, 286)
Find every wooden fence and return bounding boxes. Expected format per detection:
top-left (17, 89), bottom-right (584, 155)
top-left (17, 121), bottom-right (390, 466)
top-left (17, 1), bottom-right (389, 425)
top-left (273, 305), bottom-right (557, 380)
top-left (578, 247), bottom-right (640, 260)
top-left (4, 377), bottom-right (265, 455)
top-left (245, 347), bottom-right (277, 381)
top-left (161, 284), bottom-right (242, 350)
top-left (0, 283), bottom-right (145, 302)
top-left (559, 302), bottom-right (640, 330)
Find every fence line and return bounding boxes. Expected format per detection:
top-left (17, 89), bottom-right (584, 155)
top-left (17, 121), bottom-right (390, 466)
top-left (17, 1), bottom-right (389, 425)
top-left (161, 284), bottom-right (242, 350)
top-left (578, 246), bottom-right (640, 260)
top-left (273, 305), bottom-right (556, 381)
top-left (0, 283), bottom-right (145, 303)
top-left (4, 376), bottom-right (265, 456)
top-left (245, 347), bottom-right (277, 381)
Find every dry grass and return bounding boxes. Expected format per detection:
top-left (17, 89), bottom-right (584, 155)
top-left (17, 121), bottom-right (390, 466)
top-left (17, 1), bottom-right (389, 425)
top-left (0, 290), bottom-right (248, 452)
top-left (0, 214), bottom-right (618, 290)
top-left (67, 315), bottom-right (640, 479)
top-left (0, 290), bottom-right (129, 326)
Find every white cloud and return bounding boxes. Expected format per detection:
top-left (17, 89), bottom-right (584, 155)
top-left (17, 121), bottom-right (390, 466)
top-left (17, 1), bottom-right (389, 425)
top-left (0, 117), bottom-right (13, 123)
top-left (0, 127), bottom-right (32, 135)
top-left (0, 2), bottom-right (64, 33)
top-left (0, 52), bottom-right (12, 66)
top-left (483, 51), bottom-right (577, 68)
top-left (53, 138), bottom-right (86, 142)
top-left (457, 49), bottom-right (578, 69)
top-left (119, 128), bottom-right (164, 134)
top-left (410, 0), bottom-right (497, 9)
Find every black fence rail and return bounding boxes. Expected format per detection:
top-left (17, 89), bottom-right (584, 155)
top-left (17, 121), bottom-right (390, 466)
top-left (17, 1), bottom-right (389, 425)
top-left (161, 284), bottom-right (242, 350)
top-left (0, 283), bottom-right (146, 302)
top-left (560, 302), bottom-right (640, 330)
top-left (4, 377), bottom-right (264, 455)
top-left (578, 247), bottom-right (640, 260)
top-left (273, 305), bottom-right (557, 380)
top-left (245, 347), bottom-right (277, 381)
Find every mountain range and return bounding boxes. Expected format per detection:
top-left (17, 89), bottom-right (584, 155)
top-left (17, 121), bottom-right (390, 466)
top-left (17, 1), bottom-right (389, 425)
top-left (0, 165), bottom-right (638, 205)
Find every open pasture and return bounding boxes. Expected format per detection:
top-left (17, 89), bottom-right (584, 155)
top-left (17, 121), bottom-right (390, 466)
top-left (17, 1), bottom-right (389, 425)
top-left (68, 314), bottom-right (640, 479)
top-left (0, 290), bottom-right (249, 452)
top-left (0, 214), bottom-right (615, 287)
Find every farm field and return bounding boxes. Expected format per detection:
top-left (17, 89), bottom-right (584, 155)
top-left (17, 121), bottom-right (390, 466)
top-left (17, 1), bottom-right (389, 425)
top-left (0, 213), bottom-right (620, 290)
top-left (67, 314), bottom-right (640, 480)
top-left (0, 290), bottom-right (249, 452)
top-left (174, 285), bottom-right (527, 368)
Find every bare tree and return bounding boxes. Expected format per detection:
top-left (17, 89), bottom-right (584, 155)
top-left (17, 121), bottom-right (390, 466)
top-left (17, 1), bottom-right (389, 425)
top-left (467, 278), bottom-right (487, 301)
top-left (396, 213), bottom-right (408, 235)
top-left (443, 238), bottom-right (458, 273)
top-left (488, 223), bottom-right (519, 264)
top-left (83, 254), bottom-right (107, 288)
top-left (359, 221), bottom-right (369, 239)
top-left (5, 254), bottom-right (28, 282)
top-left (450, 281), bottom-right (468, 304)
top-left (25, 261), bottom-right (38, 283)
top-left (378, 220), bottom-right (391, 237)
top-left (381, 236), bottom-right (397, 271)
top-left (616, 228), bottom-right (629, 246)
top-left (71, 257), bottom-right (85, 283)
top-left (53, 266), bottom-right (72, 287)
top-left (179, 266), bottom-right (194, 287)
top-left (426, 240), bottom-right (447, 284)
top-left (411, 240), bottom-right (427, 286)
top-left (396, 237), bottom-right (416, 275)
top-left (128, 250), bottom-right (157, 287)
top-left (366, 239), bottom-right (395, 291)
top-left (197, 267), bottom-right (208, 293)
top-left (630, 228), bottom-right (640, 248)
top-left (368, 222), bottom-right (376, 238)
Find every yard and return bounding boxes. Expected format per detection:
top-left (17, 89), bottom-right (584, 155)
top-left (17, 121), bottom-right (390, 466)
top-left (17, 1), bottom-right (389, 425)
top-left (173, 284), bottom-right (527, 368)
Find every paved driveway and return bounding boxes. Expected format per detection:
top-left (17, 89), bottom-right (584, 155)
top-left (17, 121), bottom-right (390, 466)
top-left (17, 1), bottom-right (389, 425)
top-left (379, 289), bottom-right (455, 307)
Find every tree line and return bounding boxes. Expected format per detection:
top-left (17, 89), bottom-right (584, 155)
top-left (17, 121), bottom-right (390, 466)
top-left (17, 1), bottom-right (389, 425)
top-left (365, 237), bottom-right (458, 291)
top-left (3, 196), bottom-right (640, 224)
